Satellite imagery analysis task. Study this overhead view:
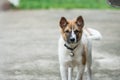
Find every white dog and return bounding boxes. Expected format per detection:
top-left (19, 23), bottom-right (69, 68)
top-left (58, 16), bottom-right (102, 80)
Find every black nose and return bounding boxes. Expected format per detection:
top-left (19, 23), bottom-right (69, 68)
top-left (70, 38), bottom-right (75, 42)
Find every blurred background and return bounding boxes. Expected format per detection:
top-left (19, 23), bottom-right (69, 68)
top-left (0, 0), bottom-right (120, 80)
top-left (0, 0), bottom-right (120, 10)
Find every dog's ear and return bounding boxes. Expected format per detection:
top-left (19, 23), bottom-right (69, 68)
top-left (59, 17), bottom-right (68, 28)
top-left (76, 16), bottom-right (84, 28)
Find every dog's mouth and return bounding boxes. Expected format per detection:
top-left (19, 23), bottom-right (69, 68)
top-left (66, 37), bottom-right (80, 44)
top-left (66, 34), bottom-right (82, 44)
top-left (67, 38), bottom-right (76, 44)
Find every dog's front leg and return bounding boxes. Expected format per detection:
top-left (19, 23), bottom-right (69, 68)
top-left (60, 66), bottom-right (68, 80)
top-left (68, 67), bottom-right (73, 80)
top-left (87, 66), bottom-right (92, 80)
top-left (75, 65), bottom-right (85, 80)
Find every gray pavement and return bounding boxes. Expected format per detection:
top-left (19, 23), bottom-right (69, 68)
top-left (0, 10), bottom-right (120, 80)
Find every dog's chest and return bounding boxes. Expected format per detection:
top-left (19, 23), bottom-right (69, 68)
top-left (64, 46), bottom-right (84, 67)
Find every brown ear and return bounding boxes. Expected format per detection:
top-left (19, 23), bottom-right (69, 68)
top-left (76, 16), bottom-right (84, 28)
top-left (59, 17), bottom-right (68, 28)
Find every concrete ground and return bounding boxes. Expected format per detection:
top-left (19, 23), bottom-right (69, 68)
top-left (0, 10), bottom-right (120, 80)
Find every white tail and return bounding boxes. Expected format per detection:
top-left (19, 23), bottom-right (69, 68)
top-left (84, 28), bottom-right (102, 40)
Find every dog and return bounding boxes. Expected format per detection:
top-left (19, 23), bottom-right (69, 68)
top-left (58, 16), bottom-right (102, 80)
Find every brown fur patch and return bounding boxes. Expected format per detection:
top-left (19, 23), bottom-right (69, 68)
top-left (82, 45), bottom-right (87, 65)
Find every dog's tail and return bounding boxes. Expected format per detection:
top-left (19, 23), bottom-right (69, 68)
top-left (84, 28), bottom-right (102, 40)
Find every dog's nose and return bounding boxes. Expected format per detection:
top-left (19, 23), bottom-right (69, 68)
top-left (70, 38), bottom-right (75, 42)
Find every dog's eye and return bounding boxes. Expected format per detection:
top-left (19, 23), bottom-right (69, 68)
top-left (65, 30), bottom-right (69, 33)
top-left (74, 30), bottom-right (79, 33)
top-left (74, 30), bottom-right (82, 33)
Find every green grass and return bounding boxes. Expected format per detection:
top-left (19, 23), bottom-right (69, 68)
top-left (19, 0), bottom-right (113, 9)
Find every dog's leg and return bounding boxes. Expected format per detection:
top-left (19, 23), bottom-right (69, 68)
top-left (87, 66), bottom-right (92, 80)
top-left (75, 65), bottom-right (85, 80)
top-left (86, 54), bottom-right (92, 80)
top-left (86, 56), bottom-right (92, 80)
top-left (60, 66), bottom-right (68, 80)
top-left (68, 67), bottom-right (73, 80)
top-left (86, 39), bottom-right (92, 80)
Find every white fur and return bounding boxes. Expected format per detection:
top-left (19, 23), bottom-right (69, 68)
top-left (58, 28), bottom-right (102, 80)
top-left (83, 28), bottom-right (102, 40)
top-left (71, 28), bottom-right (77, 42)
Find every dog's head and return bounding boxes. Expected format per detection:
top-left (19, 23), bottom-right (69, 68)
top-left (59, 16), bottom-right (84, 44)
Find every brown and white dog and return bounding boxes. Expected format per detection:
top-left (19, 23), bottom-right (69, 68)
top-left (58, 16), bottom-right (102, 80)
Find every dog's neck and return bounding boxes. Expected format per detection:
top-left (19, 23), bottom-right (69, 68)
top-left (64, 43), bottom-right (78, 51)
top-left (64, 40), bottom-right (81, 55)
top-left (64, 43), bottom-right (78, 50)
top-left (64, 41), bottom-right (81, 57)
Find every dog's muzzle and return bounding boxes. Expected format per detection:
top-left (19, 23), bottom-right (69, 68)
top-left (68, 30), bottom-right (77, 43)
top-left (70, 37), bottom-right (75, 43)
